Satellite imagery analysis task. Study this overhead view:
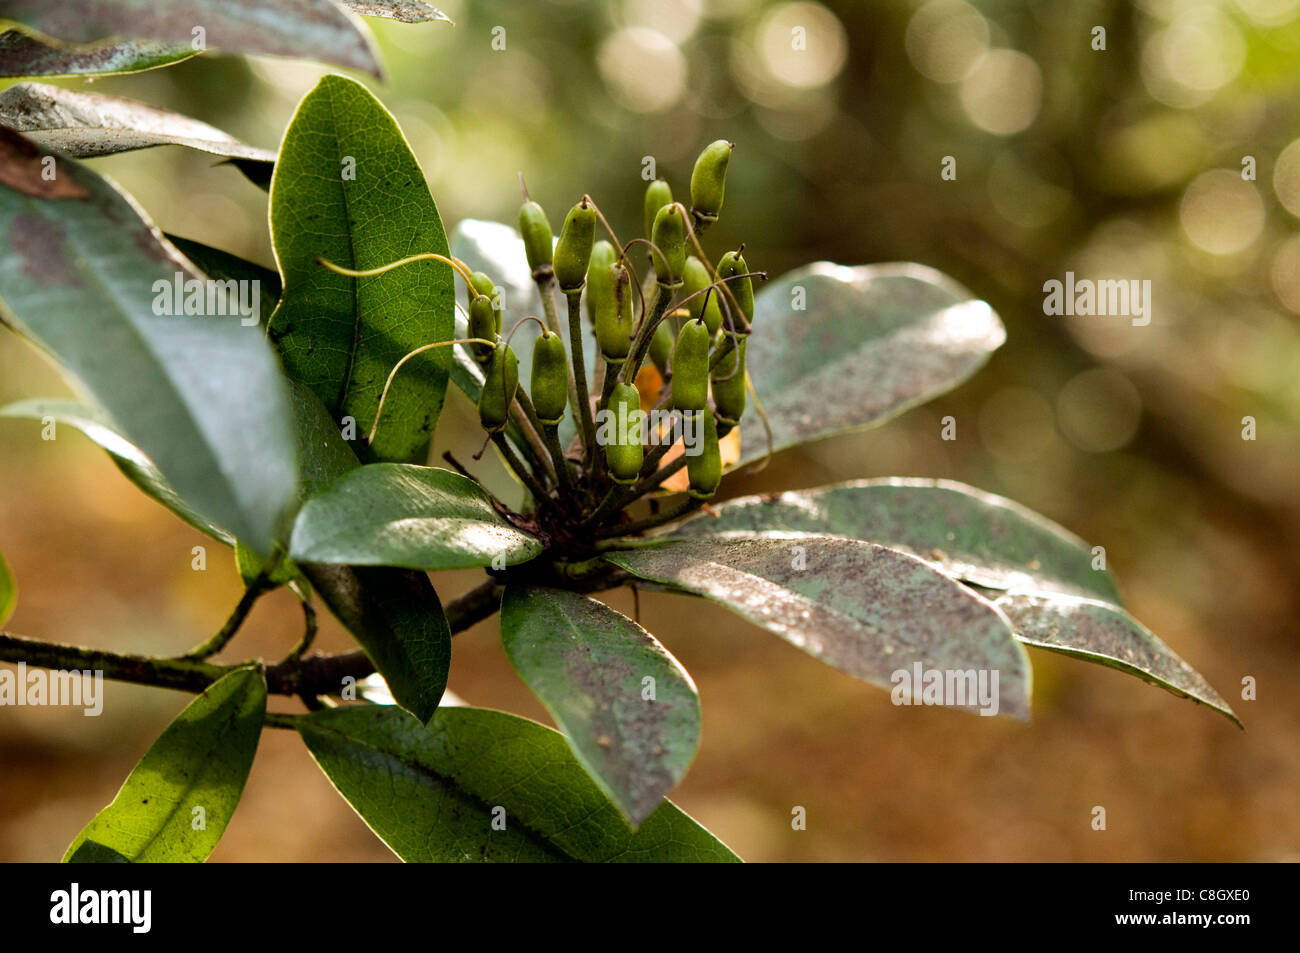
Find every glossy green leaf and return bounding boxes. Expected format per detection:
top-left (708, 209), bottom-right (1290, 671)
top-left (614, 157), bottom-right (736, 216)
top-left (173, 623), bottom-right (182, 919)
top-left (298, 564), bottom-right (449, 723)
top-left (996, 593), bottom-right (1240, 727)
top-left (268, 74), bottom-right (454, 462)
top-left (500, 586), bottom-right (701, 826)
top-left (0, 83), bottom-right (276, 176)
top-left (290, 464), bottom-right (543, 570)
top-left (0, 551), bottom-right (15, 627)
top-left (737, 263), bottom-right (1006, 465)
top-left (0, 151), bottom-right (298, 555)
top-left (5, 0), bottom-right (381, 76)
top-left (166, 235), bottom-right (281, 325)
top-left (0, 29), bottom-right (193, 77)
top-left (344, 1), bottom-right (451, 21)
top-left (297, 705), bottom-right (739, 862)
top-left (0, 398), bottom-right (235, 544)
top-left (63, 667), bottom-right (266, 862)
top-left (673, 478), bottom-right (1120, 603)
top-left (607, 536), bottom-right (1031, 719)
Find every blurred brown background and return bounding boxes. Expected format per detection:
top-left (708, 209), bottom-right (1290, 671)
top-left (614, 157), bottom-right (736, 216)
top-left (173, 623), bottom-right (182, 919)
top-left (1, 0), bottom-right (1297, 861)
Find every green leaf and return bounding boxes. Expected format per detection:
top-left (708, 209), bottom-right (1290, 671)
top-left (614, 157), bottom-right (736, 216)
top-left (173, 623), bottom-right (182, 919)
top-left (0, 550), bottom-right (15, 626)
top-left (0, 83), bottom-right (276, 174)
top-left (995, 593), bottom-right (1241, 727)
top-left (606, 536), bottom-right (1031, 719)
top-left (737, 263), bottom-right (1006, 465)
top-left (0, 29), bottom-right (194, 77)
top-left (672, 478), bottom-right (1120, 603)
top-left (500, 586), bottom-right (701, 826)
top-left (166, 235), bottom-right (281, 325)
top-left (343, 1), bottom-right (451, 22)
top-left (268, 74), bottom-right (454, 463)
top-left (298, 564), bottom-right (449, 723)
top-left (290, 463), bottom-right (542, 571)
top-left (63, 667), bottom-right (266, 863)
top-left (5, 0), bottom-right (382, 77)
top-left (297, 705), bottom-right (740, 862)
top-left (0, 148), bottom-right (298, 556)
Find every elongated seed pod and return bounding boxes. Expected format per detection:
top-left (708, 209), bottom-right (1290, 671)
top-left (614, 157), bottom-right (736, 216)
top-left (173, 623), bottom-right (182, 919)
top-left (716, 249), bottom-right (754, 327)
top-left (689, 139), bottom-right (733, 232)
top-left (554, 198), bottom-right (596, 291)
top-left (596, 263), bottom-right (635, 363)
top-left (687, 410), bottom-right (721, 499)
top-left (651, 203), bottom-right (686, 287)
top-left (711, 336), bottom-right (747, 426)
top-left (478, 340), bottom-right (518, 433)
top-left (467, 295), bottom-right (499, 364)
top-left (649, 312), bottom-right (679, 376)
top-left (469, 270), bottom-right (497, 300)
top-left (585, 240), bottom-right (618, 326)
top-left (682, 255), bottom-right (724, 336)
top-left (643, 179), bottom-right (673, 240)
top-left (518, 200), bottom-right (553, 276)
top-left (671, 318), bottom-right (710, 411)
top-left (530, 331), bottom-right (569, 426)
top-left (605, 382), bottom-right (645, 484)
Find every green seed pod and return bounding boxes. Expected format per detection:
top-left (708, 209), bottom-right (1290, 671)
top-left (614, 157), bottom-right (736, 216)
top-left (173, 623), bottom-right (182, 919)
top-left (477, 340), bottom-right (518, 433)
top-left (689, 139), bottom-right (733, 232)
top-left (605, 382), bottom-right (645, 484)
top-left (648, 312), bottom-right (679, 376)
top-left (651, 203), bottom-right (686, 288)
top-left (682, 255), bottom-right (724, 336)
top-left (716, 249), bottom-right (754, 328)
top-left (518, 200), bottom-right (553, 276)
top-left (596, 263), bottom-right (635, 363)
top-left (554, 198), bottom-right (596, 292)
top-left (467, 295), bottom-right (499, 365)
top-left (469, 270), bottom-right (497, 301)
top-left (530, 331), bottom-right (569, 426)
top-left (711, 336), bottom-right (747, 426)
top-left (671, 319), bottom-right (710, 412)
top-left (686, 410), bottom-right (721, 500)
top-left (643, 179), bottom-right (673, 240)
top-left (585, 240), bottom-right (618, 326)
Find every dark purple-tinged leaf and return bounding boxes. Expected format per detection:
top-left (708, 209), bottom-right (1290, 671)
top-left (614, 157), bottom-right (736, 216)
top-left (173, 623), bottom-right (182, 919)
top-left (996, 593), bottom-right (1241, 727)
top-left (296, 705), bottom-right (739, 861)
top-left (4, 0), bottom-right (382, 77)
top-left (0, 149), bottom-right (298, 555)
top-left (673, 478), bottom-right (1120, 603)
top-left (738, 262), bottom-right (1006, 465)
top-left (606, 536), bottom-right (1030, 719)
top-left (290, 464), bottom-right (543, 570)
top-left (63, 668), bottom-right (266, 862)
top-left (0, 83), bottom-right (276, 175)
top-left (0, 29), bottom-right (193, 77)
top-left (500, 586), bottom-right (701, 826)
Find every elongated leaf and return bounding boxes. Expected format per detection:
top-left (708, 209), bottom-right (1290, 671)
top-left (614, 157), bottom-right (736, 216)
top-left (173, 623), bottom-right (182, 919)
top-left (299, 564), bottom-right (449, 723)
top-left (269, 74), bottom-right (454, 462)
top-left (297, 705), bottom-right (739, 861)
top-left (607, 536), bottom-right (1030, 719)
top-left (5, 0), bottom-right (382, 77)
top-left (343, 1), bottom-right (450, 21)
top-left (0, 551), bottom-right (15, 626)
top-left (0, 83), bottom-right (277, 177)
top-left (166, 234), bottom-right (281, 323)
top-left (63, 667), bottom-right (266, 862)
top-left (738, 262), bottom-right (1005, 464)
top-left (0, 147), bottom-right (298, 554)
top-left (996, 593), bottom-right (1240, 727)
top-left (0, 398), bottom-right (235, 544)
top-left (290, 463), bottom-right (543, 570)
top-left (673, 478), bottom-right (1120, 603)
top-left (500, 586), bottom-right (701, 826)
top-left (0, 29), bottom-right (193, 77)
